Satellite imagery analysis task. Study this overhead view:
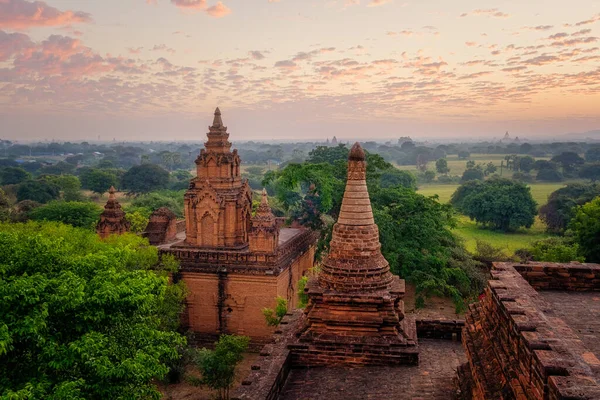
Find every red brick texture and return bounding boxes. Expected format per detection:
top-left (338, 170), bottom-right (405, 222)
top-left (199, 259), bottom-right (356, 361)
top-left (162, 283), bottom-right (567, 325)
top-left (96, 186), bottom-right (130, 238)
top-left (296, 143), bottom-right (418, 367)
top-left (457, 262), bottom-right (600, 399)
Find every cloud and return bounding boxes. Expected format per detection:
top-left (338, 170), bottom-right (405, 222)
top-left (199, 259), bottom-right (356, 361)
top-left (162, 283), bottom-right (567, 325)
top-left (367, 0), bottom-right (392, 7)
top-left (575, 14), bottom-right (600, 26)
top-left (460, 9), bottom-right (509, 18)
top-left (205, 1), bottom-right (231, 17)
top-left (170, 0), bottom-right (207, 9)
top-left (0, 0), bottom-right (92, 29)
top-left (502, 66), bottom-right (527, 72)
top-left (151, 44), bottom-right (176, 54)
top-left (523, 25), bottom-right (554, 31)
top-left (291, 47), bottom-right (335, 62)
top-left (249, 50), bottom-right (265, 60)
top-left (274, 59), bottom-right (297, 69)
top-left (551, 37), bottom-right (598, 47)
top-left (0, 29), bottom-right (33, 61)
top-left (128, 47), bottom-right (143, 54)
top-left (457, 71), bottom-right (492, 80)
top-left (572, 29), bottom-right (592, 36)
top-left (465, 41), bottom-right (477, 47)
top-left (548, 32), bottom-right (568, 39)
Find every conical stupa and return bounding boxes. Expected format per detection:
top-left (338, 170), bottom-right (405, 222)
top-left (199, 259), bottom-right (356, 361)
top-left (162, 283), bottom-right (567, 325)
top-left (96, 186), bottom-right (130, 238)
top-left (293, 143), bottom-right (418, 367)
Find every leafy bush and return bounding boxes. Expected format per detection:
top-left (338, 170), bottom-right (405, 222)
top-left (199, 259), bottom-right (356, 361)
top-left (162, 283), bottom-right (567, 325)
top-left (529, 237), bottom-right (583, 263)
top-left (0, 167), bottom-right (30, 185)
top-left (29, 201), bottom-right (102, 229)
top-left (130, 190), bottom-right (185, 217)
top-left (536, 168), bottom-right (563, 182)
top-left (262, 297), bottom-right (288, 326)
top-left (461, 168), bottom-right (484, 182)
top-left (192, 335), bottom-right (250, 400)
top-left (473, 240), bottom-right (509, 268)
top-left (126, 210), bottom-right (150, 233)
top-left (121, 164), bottom-right (170, 194)
top-left (570, 197), bottom-right (600, 263)
top-left (16, 179), bottom-right (61, 204)
top-left (0, 222), bottom-right (186, 399)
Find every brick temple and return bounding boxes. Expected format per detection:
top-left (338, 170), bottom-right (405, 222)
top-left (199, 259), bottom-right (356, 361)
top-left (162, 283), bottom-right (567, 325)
top-left (160, 108), bottom-right (318, 341)
top-left (291, 142), bottom-right (418, 366)
top-left (96, 186), bottom-right (130, 238)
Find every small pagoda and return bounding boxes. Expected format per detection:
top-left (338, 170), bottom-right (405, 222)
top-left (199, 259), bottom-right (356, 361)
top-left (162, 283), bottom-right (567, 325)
top-left (293, 142), bottom-right (418, 366)
top-left (96, 186), bottom-right (130, 238)
top-left (249, 189), bottom-right (279, 253)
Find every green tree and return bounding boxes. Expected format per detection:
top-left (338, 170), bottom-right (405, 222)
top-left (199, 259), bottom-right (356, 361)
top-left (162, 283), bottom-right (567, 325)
top-left (539, 183), bottom-right (600, 233)
top-left (452, 178), bottom-right (537, 232)
top-left (29, 201), bottom-right (102, 229)
top-left (121, 164), bottom-right (170, 194)
top-left (126, 210), bottom-right (150, 233)
top-left (435, 158), bottom-right (450, 174)
top-left (379, 169), bottom-right (417, 189)
top-left (130, 190), bottom-right (185, 217)
top-left (570, 197), bottom-right (600, 263)
top-left (262, 297), bottom-right (288, 326)
top-left (45, 174), bottom-right (83, 201)
top-left (80, 169), bottom-right (118, 195)
top-left (461, 168), bottom-right (484, 182)
top-left (551, 151), bottom-right (585, 173)
top-left (40, 161), bottom-right (75, 175)
top-left (585, 147), bottom-right (600, 162)
top-left (306, 143), bottom-right (349, 164)
top-left (536, 168), bottom-right (563, 182)
top-left (518, 156), bottom-right (536, 173)
top-left (457, 150), bottom-right (470, 159)
top-left (0, 167), bottom-right (30, 185)
top-left (579, 163), bottom-right (600, 182)
top-left (0, 222), bottom-right (186, 399)
top-left (192, 335), bottom-right (250, 400)
top-left (16, 179), bottom-right (60, 204)
top-left (484, 162), bottom-right (497, 176)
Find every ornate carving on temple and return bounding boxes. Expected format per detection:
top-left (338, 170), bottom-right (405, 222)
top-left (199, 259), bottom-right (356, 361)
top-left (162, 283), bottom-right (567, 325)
top-left (294, 142), bottom-right (418, 366)
top-left (249, 189), bottom-right (280, 253)
top-left (183, 108), bottom-right (252, 249)
top-left (96, 186), bottom-right (130, 238)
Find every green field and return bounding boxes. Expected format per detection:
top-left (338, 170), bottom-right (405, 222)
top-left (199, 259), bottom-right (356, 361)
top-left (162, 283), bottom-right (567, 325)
top-left (417, 182), bottom-right (566, 205)
top-left (416, 182), bottom-right (565, 255)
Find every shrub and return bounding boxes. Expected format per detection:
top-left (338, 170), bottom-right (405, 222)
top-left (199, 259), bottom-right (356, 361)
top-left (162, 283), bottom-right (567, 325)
top-left (570, 197), bottom-right (600, 263)
top-left (29, 201), bottom-right (102, 229)
top-left (529, 237), bottom-right (583, 263)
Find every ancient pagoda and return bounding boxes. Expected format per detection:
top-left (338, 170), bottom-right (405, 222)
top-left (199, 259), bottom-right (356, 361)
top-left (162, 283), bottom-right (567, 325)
top-left (294, 142), bottom-right (418, 366)
top-left (161, 108), bottom-right (318, 340)
top-left (96, 186), bottom-right (130, 238)
top-left (183, 107), bottom-right (252, 249)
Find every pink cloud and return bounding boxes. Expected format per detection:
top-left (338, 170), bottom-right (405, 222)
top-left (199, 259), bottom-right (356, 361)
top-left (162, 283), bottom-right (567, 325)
top-left (0, 0), bottom-right (92, 29)
top-left (367, 0), bottom-right (392, 7)
top-left (0, 30), bottom-right (32, 61)
top-left (170, 0), bottom-right (207, 9)
top-left (205, 1), bottom-right (231, 17)
top-left (249, 50), bottom-right (265, 60)
top-left (575, 14), bottom-right (600, 26)
top-left (151, 44), bottom-right (176, 54)
top-left (572, 29), bottom-right (592, 36)
top-left (551, 37), bottom-right (598, 47)
top-left (465, 41), bottom-right (477, 47)
top-left (460, 9), bottom-right (509, 18)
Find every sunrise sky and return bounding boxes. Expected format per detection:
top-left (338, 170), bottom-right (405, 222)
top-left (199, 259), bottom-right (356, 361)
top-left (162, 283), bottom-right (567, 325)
top-left (0, 0), bottom-right (599, 141)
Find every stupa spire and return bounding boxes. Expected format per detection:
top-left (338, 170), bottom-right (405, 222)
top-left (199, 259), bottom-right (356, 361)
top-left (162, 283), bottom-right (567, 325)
top-left (212, 107), bottom-right (224, 128)
top-left (108, 186), bottom-right (116, 201)
top-left (318, 142), bottom-right (393, 292)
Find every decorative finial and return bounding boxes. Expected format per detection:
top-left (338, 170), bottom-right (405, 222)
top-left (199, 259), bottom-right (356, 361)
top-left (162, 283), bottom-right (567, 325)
top-left (108, 186), bottom-right (116, 200)
top-left (261, 188), bottom-right (269, 206)
top-left (348, 142), bottom-right (365, 161)
top-left (212, 107), bottom-right (223, 128)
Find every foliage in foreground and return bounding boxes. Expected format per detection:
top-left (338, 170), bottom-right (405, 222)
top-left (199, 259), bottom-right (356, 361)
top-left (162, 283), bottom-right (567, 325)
top-left (539, 183), bottom-right (600, 234)
top-left (262, 297), bottom-right (288, 327)
top-left (192, 335), bottom-right (250, 400)
top-left (28, 201), bottom-right (103, 229)
top-left (0, 222), bottom-right (186, 399)
top-left (570, 197), bottom-right (600, 263)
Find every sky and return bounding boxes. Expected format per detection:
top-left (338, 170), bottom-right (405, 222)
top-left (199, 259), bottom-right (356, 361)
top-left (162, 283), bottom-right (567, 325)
top-left (0, 0), bottom-right (599, 142)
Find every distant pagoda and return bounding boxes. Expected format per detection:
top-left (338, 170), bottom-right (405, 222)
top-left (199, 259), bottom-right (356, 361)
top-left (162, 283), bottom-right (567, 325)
top-left (293, 142), bottom-right (418, 366)
top-left (96, 186), bottom-right (130, 238)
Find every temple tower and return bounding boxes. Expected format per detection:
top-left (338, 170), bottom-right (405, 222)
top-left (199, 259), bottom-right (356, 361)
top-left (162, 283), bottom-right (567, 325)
top-left (184, 108), bottom-right (252, 248)
top-left (294, 143), bottom-right (418, 366)
top-left (249, 189), bottom-right (279, 253)
top-left (96, 186), bottom-right (130, 238)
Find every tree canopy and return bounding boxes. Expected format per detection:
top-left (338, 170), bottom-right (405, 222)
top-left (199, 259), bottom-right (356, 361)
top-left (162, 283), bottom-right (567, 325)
top-left (451, 178), bottom-right (537, 232)
top-left (29, 201), bottom-right (103, 229)
top-left (16, 179), bottom-right (61, 204)
top-left (121, 164), bottom-right (170, 194)
top-left (0, 167), bottom-right (31, 185)
top-left (570, 197), bottom-right (600, 263)
top-left (0, 222), bottom-right (186, 399)
top-left (539, 183), bottom-right (600, 233)
top-left (80, 168), bottom-right (118, 195)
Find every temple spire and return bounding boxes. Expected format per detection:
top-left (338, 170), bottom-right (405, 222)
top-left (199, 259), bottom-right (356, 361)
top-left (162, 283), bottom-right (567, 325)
top-left (108, 186), bottom-right (116, 201)
top-left (212, 107), bottom-right (224, 128)
top-left (318, 142), bottom-right (393, 292)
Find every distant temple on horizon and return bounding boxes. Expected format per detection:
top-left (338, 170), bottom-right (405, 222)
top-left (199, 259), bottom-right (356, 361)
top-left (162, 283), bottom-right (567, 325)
top-left (160, 108), bottom-right (318, 341)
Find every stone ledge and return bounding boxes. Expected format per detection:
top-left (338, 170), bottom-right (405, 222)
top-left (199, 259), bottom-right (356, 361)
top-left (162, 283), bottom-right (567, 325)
top-left (513, 261), bottom-right (600, 291)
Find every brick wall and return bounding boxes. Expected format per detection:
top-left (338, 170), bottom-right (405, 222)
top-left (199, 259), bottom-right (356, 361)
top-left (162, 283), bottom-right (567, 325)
top-left (513, 261), bottom-right (600, 291)
top-left (458, 262), bottom-right (600, 399)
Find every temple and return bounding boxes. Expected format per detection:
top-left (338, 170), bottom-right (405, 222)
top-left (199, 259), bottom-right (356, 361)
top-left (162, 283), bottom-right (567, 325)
top-left (96, 186), bottom-right (130, 238)
top-left (160, 108), bottom-right (318, 341)
top-left (291, 143), bottom-right (418, 366)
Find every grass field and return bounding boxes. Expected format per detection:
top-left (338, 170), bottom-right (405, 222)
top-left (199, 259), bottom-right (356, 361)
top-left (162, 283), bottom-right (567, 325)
top-left (454, 216), bottom-right (550, 254)
top-left (416, 182), bottom-right (565, 255)
top-left (417, 182), bottom-right (565, 205)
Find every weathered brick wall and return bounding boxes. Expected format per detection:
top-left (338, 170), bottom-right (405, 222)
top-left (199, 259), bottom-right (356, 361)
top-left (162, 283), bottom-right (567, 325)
top-left (458, 262), bottom-right (600, 399)
top-left (416, 318), bottom-right (464, 340)
top-left (513, 262), bottom-right (600, 291)
top-left (232, 311), bottom-right (302, 400)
